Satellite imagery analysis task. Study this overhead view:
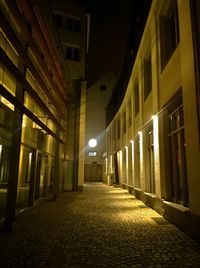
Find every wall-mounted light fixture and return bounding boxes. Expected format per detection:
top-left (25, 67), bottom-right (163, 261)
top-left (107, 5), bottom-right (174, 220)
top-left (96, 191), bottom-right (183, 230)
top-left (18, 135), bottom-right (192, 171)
top-left (88, 138), bottom-right (97, 148)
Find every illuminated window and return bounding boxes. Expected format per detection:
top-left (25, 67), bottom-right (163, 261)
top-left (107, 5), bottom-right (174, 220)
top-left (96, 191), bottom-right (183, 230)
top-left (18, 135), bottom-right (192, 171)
top-left (88, 151), bottom-right (97, 157)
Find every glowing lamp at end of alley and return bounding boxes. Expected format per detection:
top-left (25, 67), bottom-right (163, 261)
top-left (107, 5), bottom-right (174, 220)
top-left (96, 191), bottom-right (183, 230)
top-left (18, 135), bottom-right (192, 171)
top-left (88, 138), bottom-right (97, 148)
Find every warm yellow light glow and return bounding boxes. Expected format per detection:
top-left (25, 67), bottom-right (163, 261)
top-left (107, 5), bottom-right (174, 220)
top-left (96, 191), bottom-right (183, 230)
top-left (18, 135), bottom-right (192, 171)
top-left (131, 140), bottom-right (134, 185)
top-left (29, 152), bottom-right (32, 162)
top-left (152, 114), bottom-right (161, 196)
top-left (138, 131), bottom-right (143, 151)
top-left (110, 155), bottom-right (113, 173)
top-left (119, 150), bottom-right (123, 183)
top-left (105, 157), bottom-right (108, 173)
top-left (0, 145), bottom-right (2, 161)
top-left (1, 97), bottom-right (14, 111)
top-left (152, 115), bottom-right (159, 151)
top-left (125, 146), bottom-right (129, 184)
top-left (151, 115), bottom-right (157, 120)
top-left (138, 130), bottom-right (143, 188)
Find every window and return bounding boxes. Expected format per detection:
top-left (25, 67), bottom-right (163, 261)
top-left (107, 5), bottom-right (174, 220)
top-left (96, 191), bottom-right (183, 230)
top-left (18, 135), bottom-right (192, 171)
top-left (145, 123), bottom-right (155, 194)
top-left (122, 111), bottom-right (126, 134)
top-left (0, 144), bottom-right (10, 184)
top-left (63, 46), bottom-right (80, 61)
top-left (117, 118), bottom-right (120, 140)
top-left (134, 135), bottom-right (140, 188)
top-left (88, 151), bottom-right (97, 157)
top-left (122, 148), bottom-right (127, 183)
top-left (134, 81), bottom-right (139, 116)
top-left (0, 103), bottom-right (14, 130)
top-left (100, 85), bottom-right (106, 91)
top-left (166, 91), bottom-right (188, 206)
top-left (128, 100), bottom-right (132, 127)
top-left (144, 52), bottom-right (152, 100)
top-left (53, 14), bottom-right (81, 32)
top-left (128, 142), bottom-right (133, 186)
top-left (160, 0), bottom-right (180, 69)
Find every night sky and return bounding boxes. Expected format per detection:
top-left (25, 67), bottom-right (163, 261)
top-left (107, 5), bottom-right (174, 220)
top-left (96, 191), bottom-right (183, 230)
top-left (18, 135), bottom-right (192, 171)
top-left (74, 0), bottom-right (152, 86)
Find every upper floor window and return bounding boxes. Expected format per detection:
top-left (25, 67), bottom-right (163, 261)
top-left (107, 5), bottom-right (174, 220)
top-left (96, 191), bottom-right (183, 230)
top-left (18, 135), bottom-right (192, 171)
top-left (53, 13), bottom-right (81, 33)
top-left (134, 80), bottom-right (139, 116)
top-left (63, 45), bottom-right (80, 61)
top-left (122, 111), bottom-right (126, 134)
top-left (100, 85), bottom-right (107, 91)
top-left (144, 52), bottom-right (152, 100)
top-left (160, 0), bottom-right (180, 70)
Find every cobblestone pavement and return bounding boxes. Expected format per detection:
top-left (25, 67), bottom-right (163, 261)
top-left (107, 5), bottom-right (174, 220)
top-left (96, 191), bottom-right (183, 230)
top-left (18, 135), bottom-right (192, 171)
top-left (0, 183), bottom-right (200, 268)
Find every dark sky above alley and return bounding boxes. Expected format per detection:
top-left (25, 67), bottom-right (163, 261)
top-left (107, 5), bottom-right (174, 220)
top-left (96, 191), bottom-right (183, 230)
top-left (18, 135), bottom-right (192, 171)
top-left (74, 0), bottom-right (152, 86)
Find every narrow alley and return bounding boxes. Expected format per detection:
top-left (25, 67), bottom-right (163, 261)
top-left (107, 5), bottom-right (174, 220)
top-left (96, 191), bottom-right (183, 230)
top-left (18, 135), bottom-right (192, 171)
top-left (0, 183), bottom-right (200, 267)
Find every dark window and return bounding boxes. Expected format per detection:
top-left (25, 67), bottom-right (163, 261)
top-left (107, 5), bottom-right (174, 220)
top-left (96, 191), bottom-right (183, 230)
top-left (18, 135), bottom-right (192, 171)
top-left (145, 123), bottom-right (155, 194)
top-left (122, 111), bottom-right (126, 134)
top-left (100, 85), bottom-right (106, 91)
top-left (117, 119), bottom-right (120, 140)
top-left (64, 46), bottom-right (80, 61)
top-left (128, 100), bottom-right (132, 126)
top-left (74, 20), bottom-right (81, 32)
top-left (160, 0), bottom-right (180, 70)
top-left (166, 91), bottom-right (188, 206)
top-left (53, 14), bottom-right (62, 28)
top-left (67, 18), bottom-right (73, 31)
top-left (0, 145), bottom-right (10, 184)
top-left (144, 53), bottom-right (152, 100)
top-left (134, 135), bottom-right (140, 188)
top-left (53, 13), bottom-right (81, 33)
top-left (134, 81), bottom-right (139, 116)
top-left (66, 47), bottom-right (72, 60)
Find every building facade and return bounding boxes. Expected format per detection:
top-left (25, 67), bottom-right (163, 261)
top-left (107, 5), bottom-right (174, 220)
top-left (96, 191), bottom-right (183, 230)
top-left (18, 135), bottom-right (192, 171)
top-left (0, 0), bottom-right (87, 229)
top-left (85, 71), bottom-right (117, 182)
top-left (105, 0), bottom-right (200, 239)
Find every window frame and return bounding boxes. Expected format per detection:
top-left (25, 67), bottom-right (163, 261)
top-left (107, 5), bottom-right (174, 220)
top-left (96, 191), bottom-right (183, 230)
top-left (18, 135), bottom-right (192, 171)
top-left (159, 0), bottom-right (180, 70)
